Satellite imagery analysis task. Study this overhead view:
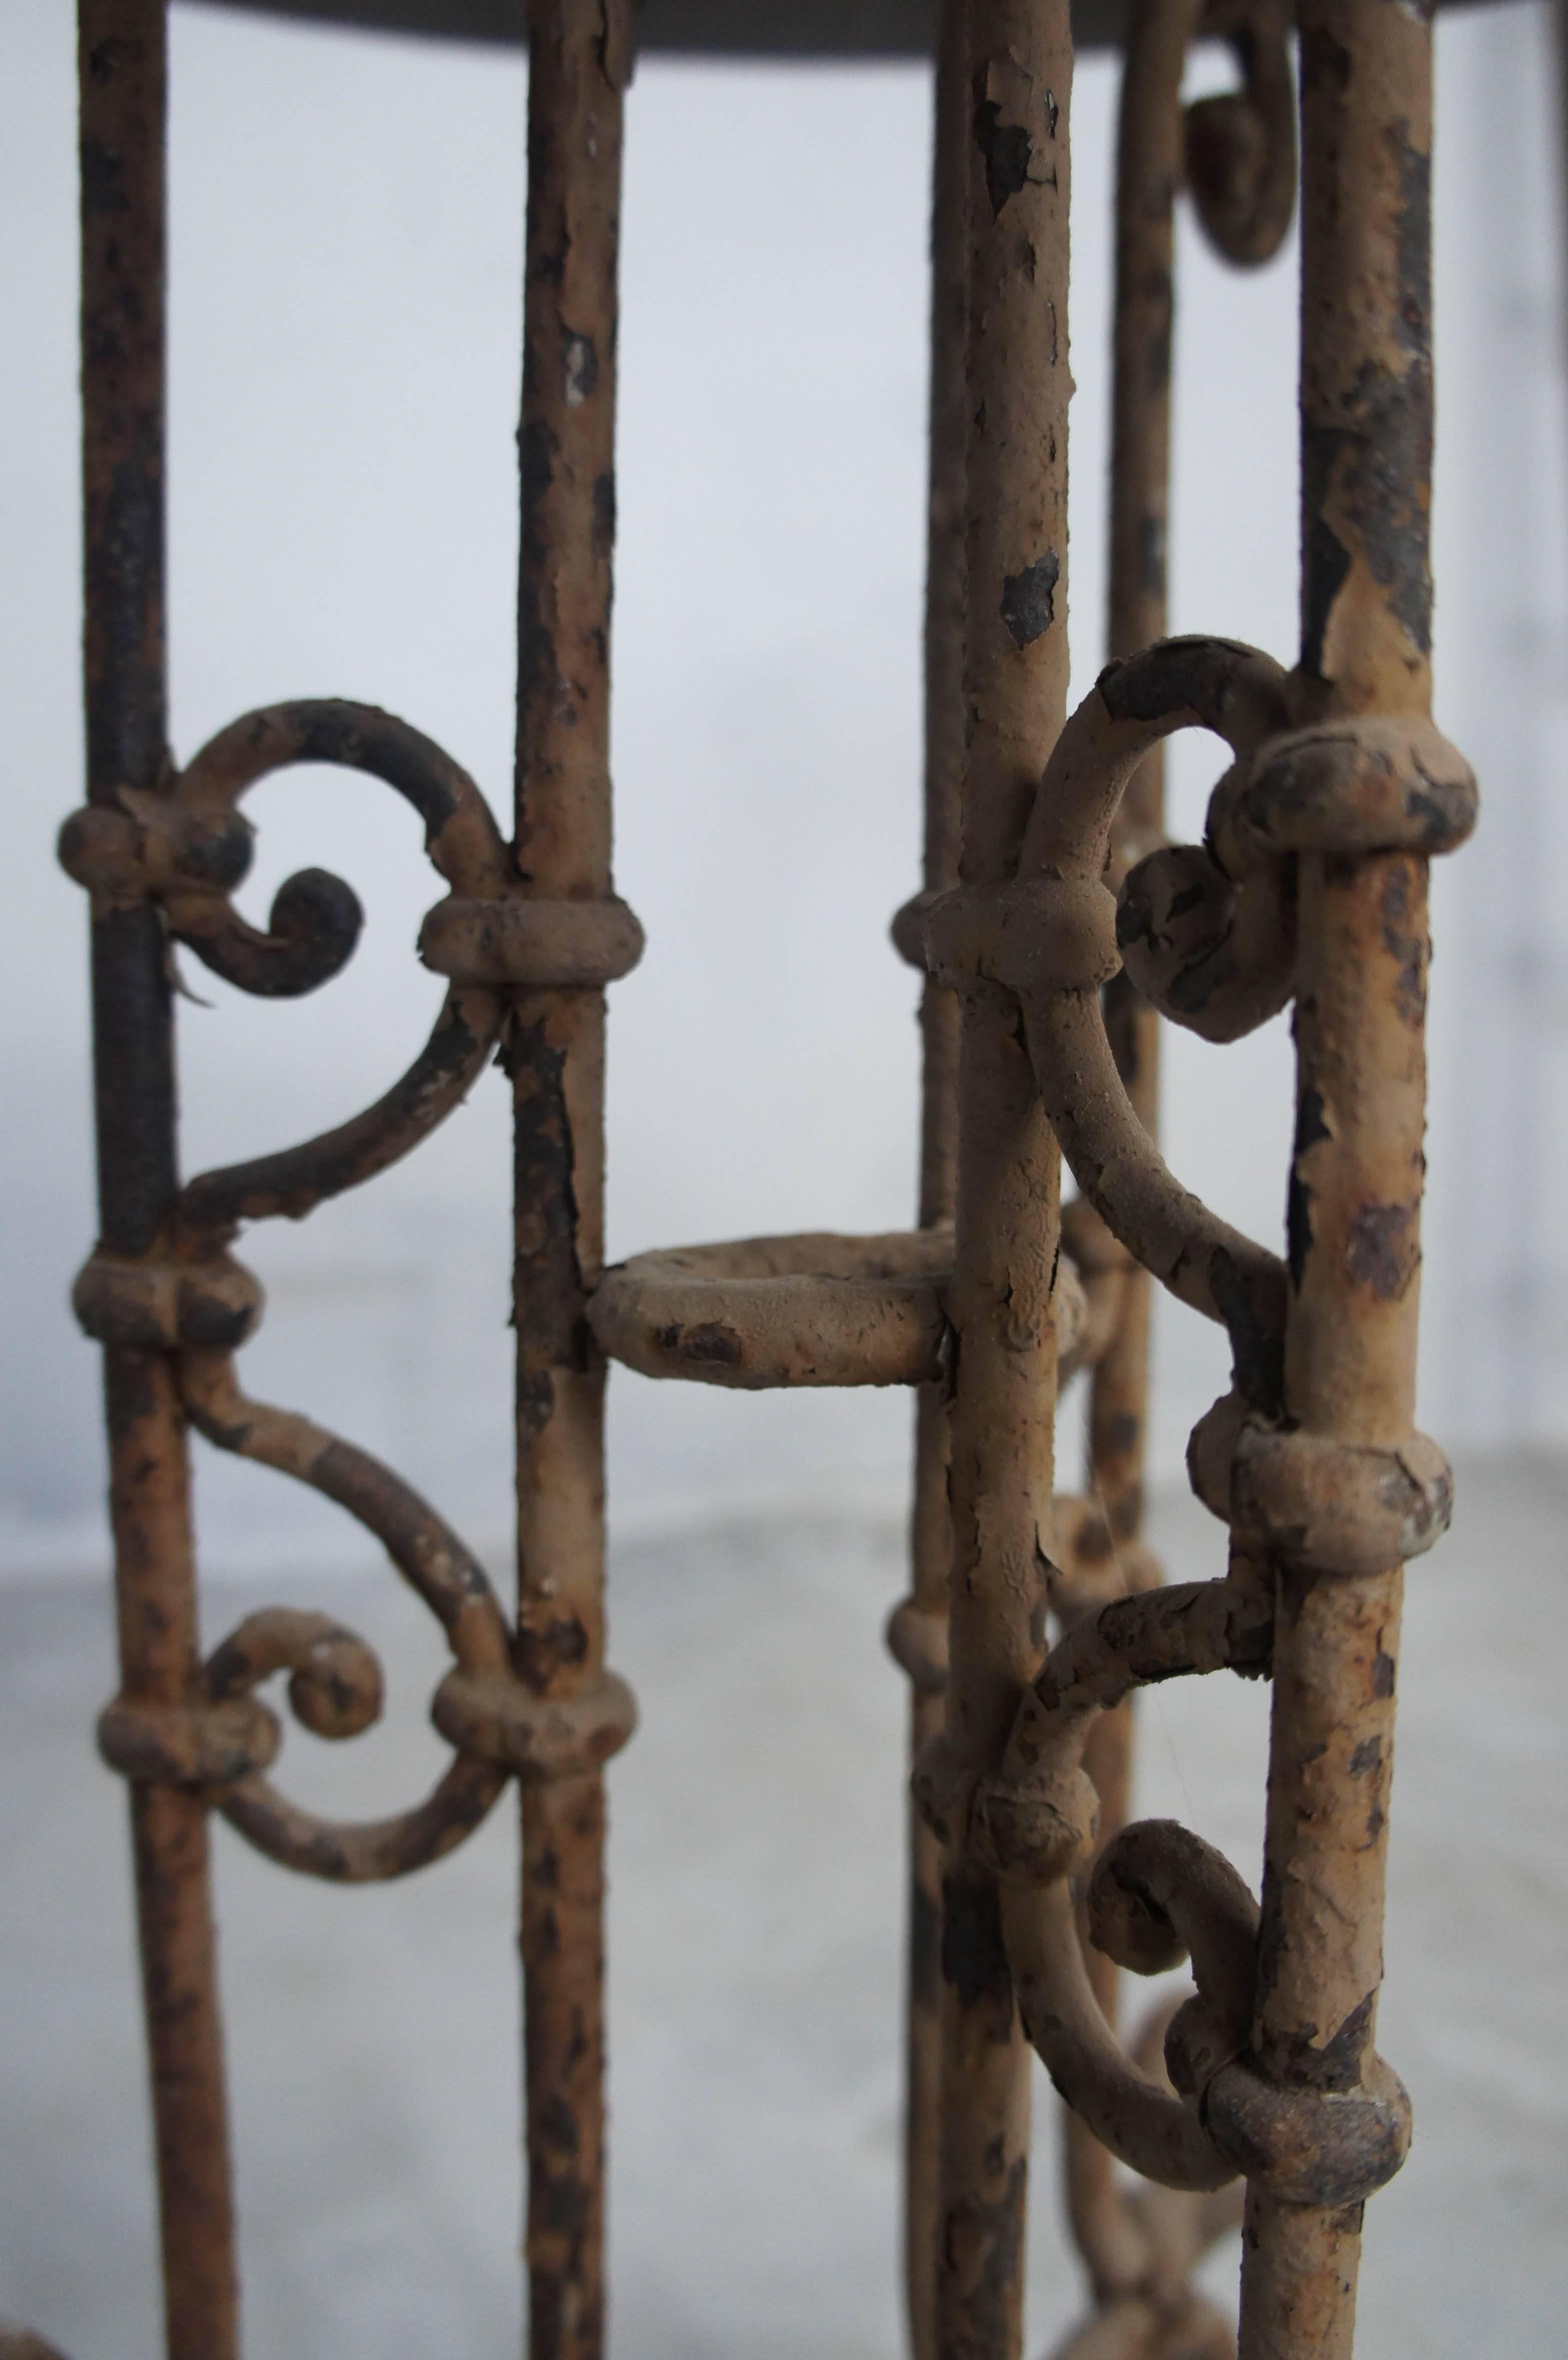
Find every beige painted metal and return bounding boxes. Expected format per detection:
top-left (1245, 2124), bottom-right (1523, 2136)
top-left (21, 2), bottom-right (1473, 2357)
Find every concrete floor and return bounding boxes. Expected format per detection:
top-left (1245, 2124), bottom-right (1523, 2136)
top-left (1, 1456), bottom-right (1564, 2358)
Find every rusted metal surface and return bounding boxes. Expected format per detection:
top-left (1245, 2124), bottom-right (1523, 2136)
top-left (895, 10), bottom-right (967, 2348)
top-left (1237, 7), bottom-right (1441, 2350)
top-left (590, 1229), bottom-right (1091, 1391)
top-left (509, 7), bottom-right (633, 2354)
top-left (57, 0), bottom-right (643, 2351)
top-left (40, 0), bottom-right (1471, 2354)
top-left (913, 0), bottom-right (1464, 2352)
top-left (1050, 10), bottom-right (1296, 2355)
top-left (77, 3), bottom-right (239, 2351)
top-left (934, 597), bottom-right (1463, 2338)
top-left (593, 1230), bottom-right (958, 1389)
top-left (927, 9), bottom-right (1073, 2357)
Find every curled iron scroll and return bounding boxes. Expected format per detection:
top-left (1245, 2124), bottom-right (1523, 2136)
top-left (182, 1349), bottom-right (511, 1882)
top-left (164, 701), bottom-right (512, 1234)
top-left (945, 625), bottom-right (1464, 2221)
top-left (1184, 0), bottom-right (1297, 269)
top-left (944, 635), bottom-right (1297, 1411)
top-left (1002, 1828), bottom-right (1258, 2196)
top-left (997, 633), bottom-right (1476, 1413)
top-left (915, 1553), bottom-right (1274, 2191)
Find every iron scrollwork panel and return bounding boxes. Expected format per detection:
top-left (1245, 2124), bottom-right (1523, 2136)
top-left (49, 3), bottom-right (642, 2356)
top-left (19, 1), bottom-right (1470, 2358)
top-left (908, 8), bottom-right (1471, 2360)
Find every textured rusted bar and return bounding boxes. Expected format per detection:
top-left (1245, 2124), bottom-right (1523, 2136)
top-left (901, 8), bottom-right (969, 2351)
top-left (1061, 0), bottom-right (1189, 2315)
top-left (1060, 8), bottom-right (1296, 2344)
top-left (1236, 6), bottom-right (1436, 2353)
top-left (511, 7), bottom-right (630, 2355)
top-left (77, 3), bottom-right (240, 2353)
top-left (931, 7), bottom-right (1073, 2354)
top-left (113, 1367), bottom-right (238, 2360)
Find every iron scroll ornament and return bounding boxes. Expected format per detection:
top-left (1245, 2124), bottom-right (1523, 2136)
top-left (915, 631), bottom-right (1473, 2206)
top-left (60, 698), bottom-right (643, 1881)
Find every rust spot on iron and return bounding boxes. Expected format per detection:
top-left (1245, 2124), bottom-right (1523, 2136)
top-left (1345, 1201), bottom-right (1418, 1302)
top-left (974, 95), bottom-right (1033, 218)
top-left (941, 1874), bottom-right (1012, 2010)
top-left (999, 549), bottom-right (1060, 649)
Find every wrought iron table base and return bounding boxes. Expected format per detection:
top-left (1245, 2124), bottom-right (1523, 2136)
top-left (15, 2), bottom-right (1473, 2356)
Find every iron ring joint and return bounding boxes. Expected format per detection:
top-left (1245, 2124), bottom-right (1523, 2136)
top-left (57, 797), bottom-right (254, 911)
top-left (97, 1694), bottom-right (281, 1788)
top-left (1230, 716), bottom-right (1477, 864)
top-left (431, 1666), bottom-right (638, 1783)
top-left (1203, 2051), bottom-right (1413, 2207)
top-left (72, 1251), bottom-right (264, 1352)
top-left (418, 892), bottom-right (645, 988)
top-left (923, 878), bottom-right (1121, 997)
top-left (1229, 1423), bottom-right (1453, 1576)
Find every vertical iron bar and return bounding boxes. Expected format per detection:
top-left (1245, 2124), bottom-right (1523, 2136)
top-left (1239, 5), bottom-right (1435, 2353)
top-left (903, 4), bottom-right (969, 2353)
top-left (1062, 0), bottom-right (1186, 2296)
top-left (937, 6), bottom-right (1073, 2355)
top-left (78, 2), bottom-right (241, 2353)
top-left (511, 7), bottom-right (629, 2357)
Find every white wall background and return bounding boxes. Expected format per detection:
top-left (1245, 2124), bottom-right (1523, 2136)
top-left (0, 0), bottom-right (1564, 1576)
